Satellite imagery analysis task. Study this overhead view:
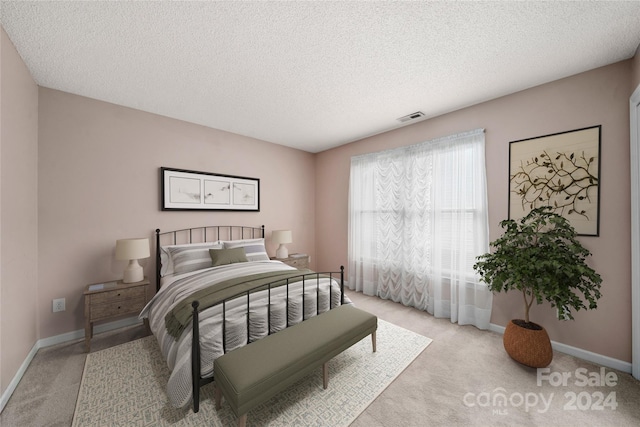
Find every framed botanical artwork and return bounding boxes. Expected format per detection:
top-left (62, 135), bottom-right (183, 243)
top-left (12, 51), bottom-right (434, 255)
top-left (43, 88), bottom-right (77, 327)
top-left (161, 167), bottom-right (260, 211)
top-left (508, 125), bottom-right (601, 236)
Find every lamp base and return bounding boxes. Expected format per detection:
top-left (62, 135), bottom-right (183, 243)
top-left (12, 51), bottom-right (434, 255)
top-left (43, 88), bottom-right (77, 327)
top-left (123, 260), bottom-right (143, 283)
top-left (275, 244), bottom-right (289, 259)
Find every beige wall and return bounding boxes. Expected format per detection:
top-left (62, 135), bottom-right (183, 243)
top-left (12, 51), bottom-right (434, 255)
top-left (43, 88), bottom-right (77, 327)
top-left (0, 28), bottom-right (39, 394)
top-left (315, 60), bottom-right (633, 362)
top-left (37, 88), bottom-right (316, 339)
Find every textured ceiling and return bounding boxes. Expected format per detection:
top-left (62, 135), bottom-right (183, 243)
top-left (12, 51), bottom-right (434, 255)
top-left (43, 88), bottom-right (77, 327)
top-left (2, 1), bottom-right (640, 153)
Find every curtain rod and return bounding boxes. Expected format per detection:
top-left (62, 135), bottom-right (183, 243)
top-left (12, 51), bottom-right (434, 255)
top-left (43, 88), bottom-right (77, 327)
top-left (351, 128), bottom-right (485, 161)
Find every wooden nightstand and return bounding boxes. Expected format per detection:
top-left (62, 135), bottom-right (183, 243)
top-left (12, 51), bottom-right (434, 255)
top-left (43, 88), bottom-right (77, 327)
top-left (83, 277), bottom-right (152, 352)
top-left (271, 254), bottom-right (310, 270)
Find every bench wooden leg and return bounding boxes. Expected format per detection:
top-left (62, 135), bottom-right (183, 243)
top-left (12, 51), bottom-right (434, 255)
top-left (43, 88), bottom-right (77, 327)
top-left (372, 331), bottom-right (377, 352)
top-left (215, 386), bottom-right (246, 427)
top-left (214, 386), bottom-right (222, 410)
top-left (323, 362), bottom-right (329, 389)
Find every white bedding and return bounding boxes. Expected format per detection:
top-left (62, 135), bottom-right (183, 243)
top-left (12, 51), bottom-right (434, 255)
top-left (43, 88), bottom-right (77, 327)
top-left (139, 260), bottom-right (350, 408)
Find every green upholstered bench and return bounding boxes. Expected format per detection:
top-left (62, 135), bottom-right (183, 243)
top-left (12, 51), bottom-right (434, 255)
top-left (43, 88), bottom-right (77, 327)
top-left (213, 304), bottom-right (377, 427)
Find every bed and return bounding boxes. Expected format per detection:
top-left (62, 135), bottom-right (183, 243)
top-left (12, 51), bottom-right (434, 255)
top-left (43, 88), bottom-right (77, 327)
top-left (139, 225), bottom-right (350, 411)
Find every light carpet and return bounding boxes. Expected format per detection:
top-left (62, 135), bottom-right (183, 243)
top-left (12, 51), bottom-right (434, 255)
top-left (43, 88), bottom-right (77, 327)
top-left (72, 319), bottom-right (432, 426)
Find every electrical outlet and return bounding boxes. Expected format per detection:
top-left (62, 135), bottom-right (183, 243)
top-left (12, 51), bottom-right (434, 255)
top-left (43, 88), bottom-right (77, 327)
top-left (53, 298), bottom-right (66, 312)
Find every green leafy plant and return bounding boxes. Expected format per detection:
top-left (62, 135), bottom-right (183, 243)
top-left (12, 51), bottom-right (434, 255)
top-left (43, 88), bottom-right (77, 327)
top-left (473, 206), bottom-right (602, 326)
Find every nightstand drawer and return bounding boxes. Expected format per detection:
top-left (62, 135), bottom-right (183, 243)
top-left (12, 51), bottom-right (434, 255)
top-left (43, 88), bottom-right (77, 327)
top-left (91, 297), bottom-right (146, 320)
top-left (271, 254), bottom-right (310, 269)
top-left (286, 257), bottom-right (308, 268)
top-left (90, 286), bottom-right (145, 305)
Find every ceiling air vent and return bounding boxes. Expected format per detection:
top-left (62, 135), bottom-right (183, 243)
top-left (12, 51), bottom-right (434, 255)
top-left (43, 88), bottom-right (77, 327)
top-left (397, 111), bottom-right (425, 123)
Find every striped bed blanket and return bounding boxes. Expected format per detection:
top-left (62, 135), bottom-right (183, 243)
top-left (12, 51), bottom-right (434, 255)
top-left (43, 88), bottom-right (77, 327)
top-left (139, 260), bottom-right (350, 408)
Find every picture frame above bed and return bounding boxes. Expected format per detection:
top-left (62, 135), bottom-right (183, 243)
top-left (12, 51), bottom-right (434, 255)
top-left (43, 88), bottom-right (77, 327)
top-left (161, 167), bottom-right (260, 211)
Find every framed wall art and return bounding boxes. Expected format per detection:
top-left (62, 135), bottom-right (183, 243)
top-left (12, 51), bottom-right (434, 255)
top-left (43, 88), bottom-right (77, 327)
top-left (161, 167), bottom-right (260, 211)
top-left (508, 125), bottom-right (601, 236)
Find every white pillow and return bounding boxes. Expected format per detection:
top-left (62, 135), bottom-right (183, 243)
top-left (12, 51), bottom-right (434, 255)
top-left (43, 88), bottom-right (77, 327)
top-left (222, 238), bottom-right (270, 262)
top-left (160, 242), bottom-right (223, 276)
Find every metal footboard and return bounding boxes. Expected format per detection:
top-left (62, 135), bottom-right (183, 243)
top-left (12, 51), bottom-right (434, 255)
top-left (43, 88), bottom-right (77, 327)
top-left (190, 267), bottom-right (345, 413)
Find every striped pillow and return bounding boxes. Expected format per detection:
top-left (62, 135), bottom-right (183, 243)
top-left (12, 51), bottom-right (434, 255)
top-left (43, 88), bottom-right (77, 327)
top-left (223, 238), bottom-right (270, 262)
top-left (163, 242), bottom-right (223, 276)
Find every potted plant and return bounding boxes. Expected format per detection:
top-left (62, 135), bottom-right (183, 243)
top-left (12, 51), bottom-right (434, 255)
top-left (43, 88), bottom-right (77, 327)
top-left (473, 206), bottom-right (602, 368)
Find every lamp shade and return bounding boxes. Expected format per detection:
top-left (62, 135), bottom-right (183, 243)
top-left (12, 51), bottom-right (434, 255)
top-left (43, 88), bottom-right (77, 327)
top-left (271, 230), bottom-right (292, 244)
top-left (115, 238), bottom-right (150, 260)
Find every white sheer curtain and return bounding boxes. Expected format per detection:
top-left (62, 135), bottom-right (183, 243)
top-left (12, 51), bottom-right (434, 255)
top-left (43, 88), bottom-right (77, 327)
top-left (348, 129), bottom-right (492, 329)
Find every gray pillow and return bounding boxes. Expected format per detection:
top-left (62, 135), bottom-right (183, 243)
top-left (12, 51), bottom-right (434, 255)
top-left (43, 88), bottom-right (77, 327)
top-left (209, 247), bottom-right (249, 267)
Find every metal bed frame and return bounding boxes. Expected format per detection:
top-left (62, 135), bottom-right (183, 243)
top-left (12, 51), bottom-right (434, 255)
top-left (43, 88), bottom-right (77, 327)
top-left (155, 225), bottom-right (345, 412)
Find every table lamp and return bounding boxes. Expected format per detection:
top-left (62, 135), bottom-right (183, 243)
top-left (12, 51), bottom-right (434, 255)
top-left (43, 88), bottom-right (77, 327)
top-left (115, 238), bottom-right (150, 283)
top-left (272, 230), bottom-right (292, 259)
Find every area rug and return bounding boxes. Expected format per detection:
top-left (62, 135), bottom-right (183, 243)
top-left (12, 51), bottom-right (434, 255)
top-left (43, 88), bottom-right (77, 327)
top-left (72, 319), bottom-right (432, 426)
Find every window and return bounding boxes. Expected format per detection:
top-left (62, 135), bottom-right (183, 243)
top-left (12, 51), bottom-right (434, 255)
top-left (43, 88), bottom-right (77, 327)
top-left (348, 129), bottom-right (492, 328)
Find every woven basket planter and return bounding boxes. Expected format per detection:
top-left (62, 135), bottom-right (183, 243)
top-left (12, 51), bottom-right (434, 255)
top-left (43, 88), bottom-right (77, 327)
top-left (503, 319), bottom-right (553, 368)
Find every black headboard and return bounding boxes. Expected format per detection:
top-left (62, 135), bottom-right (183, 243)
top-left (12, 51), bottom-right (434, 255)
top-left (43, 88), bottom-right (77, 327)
top-left (155, 225), bottom-right (265, 291)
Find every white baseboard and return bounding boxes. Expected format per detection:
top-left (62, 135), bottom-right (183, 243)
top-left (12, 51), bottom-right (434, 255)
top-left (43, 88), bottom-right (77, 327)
top-left (0, 316), bottom-right (143, 413)
top-left (489, 323), bottom-right (632, 373)
top-left (0, 341), bottom-right (39, 414)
